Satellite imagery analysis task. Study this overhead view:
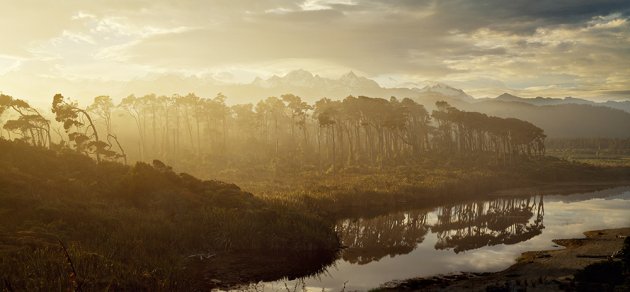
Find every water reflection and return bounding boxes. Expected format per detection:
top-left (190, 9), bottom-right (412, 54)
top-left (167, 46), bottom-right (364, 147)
top-left (434, 196), bottom-right (545, 253)
top-left (336, 210), bottom-right (429, 265)
top-left (260, 186), bottom-right (630, 291)
top-left (336, 196), bottom-right (546, 264)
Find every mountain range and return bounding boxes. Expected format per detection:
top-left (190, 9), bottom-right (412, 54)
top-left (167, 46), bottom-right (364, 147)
top-left (224, 69), bottom-right (475, 104)
top-left (221, 69), bottom-right (628, 113)
top-left (487, 93), bottom-right (630, 114)
top-left (217, 69), bottom-right (630, 138)
top-left (14, 69), bottom-right (630, 139)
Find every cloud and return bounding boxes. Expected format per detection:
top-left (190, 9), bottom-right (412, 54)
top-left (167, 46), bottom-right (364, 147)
top-left (300, 0), bottom-right (357, 11)
top-left (0, 0), bottom-right (628, 101)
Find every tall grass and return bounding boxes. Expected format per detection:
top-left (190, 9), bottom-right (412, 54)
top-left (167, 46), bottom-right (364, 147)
top-left (212, 154), bottom-right (630, 220)
top-left (0, 140), bottom-right (339, 290)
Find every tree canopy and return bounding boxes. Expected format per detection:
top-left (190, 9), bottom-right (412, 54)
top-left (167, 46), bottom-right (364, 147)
top-left (1, 92), bottom-right (547, 171)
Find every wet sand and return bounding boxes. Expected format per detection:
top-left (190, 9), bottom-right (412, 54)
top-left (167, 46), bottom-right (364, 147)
top-left (381, 227), bottom-right (630, 291)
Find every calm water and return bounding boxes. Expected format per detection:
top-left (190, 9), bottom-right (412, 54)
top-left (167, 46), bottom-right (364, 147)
top-left (247, 186), bottom-right (630, 291)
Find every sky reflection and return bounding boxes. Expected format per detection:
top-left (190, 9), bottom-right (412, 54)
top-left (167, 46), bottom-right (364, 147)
top-left (262, 186), bottom-right (630, 291)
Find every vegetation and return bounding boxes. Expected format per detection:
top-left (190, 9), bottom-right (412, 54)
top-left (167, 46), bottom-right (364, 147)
top-left (547, 138), bottom-right (630, 167)
top-left (2, 93), bottom-right (549, 171)
top-left (229, 157), bottom-right (627, 221)
top-left (574, 237), bottom-right (630, 291)
top-left (0, 139), bottom-right (338, 290)
top-left (1, 92), bottom-right (629, 289)
top-left (0, 91), bottom-right (627, 223)
top-left (0, 94), bottom-right (51, 148)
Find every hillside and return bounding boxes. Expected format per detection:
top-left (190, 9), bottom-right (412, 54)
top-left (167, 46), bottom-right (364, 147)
top-left (465, 100), bottom-right (630, 138)
top-left (489, 93), bottom-right (630, 113)
top-left (0, 139), bottom-right (338, 290)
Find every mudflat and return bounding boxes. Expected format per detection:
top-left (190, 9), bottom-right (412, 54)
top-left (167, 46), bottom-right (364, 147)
top-left (382, 227), bottom-right (630, 291)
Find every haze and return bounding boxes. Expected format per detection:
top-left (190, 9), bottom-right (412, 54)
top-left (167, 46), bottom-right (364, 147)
top-left (2, 1), bottom-right (630, 291)
top-left (1, 0), bottom-right (630, 107)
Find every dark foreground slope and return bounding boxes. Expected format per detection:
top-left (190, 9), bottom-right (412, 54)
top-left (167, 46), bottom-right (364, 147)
top-left (0, 140), bottom-right (338, 290)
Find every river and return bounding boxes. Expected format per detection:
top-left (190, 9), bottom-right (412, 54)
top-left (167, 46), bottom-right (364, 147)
top-left (244, 186), bottom-right (630, 291)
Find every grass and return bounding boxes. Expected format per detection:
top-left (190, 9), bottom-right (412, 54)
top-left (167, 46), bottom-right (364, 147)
top-left (547, 149), bottom-right (630, 167)
top-left (0, 139), bottom-right (339, 290)
top-left (206, 153), bottom-right (630, 219)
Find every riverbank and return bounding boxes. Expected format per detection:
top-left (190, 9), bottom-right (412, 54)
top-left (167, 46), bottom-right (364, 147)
top-left (153, 151), bottom-right (626, 226)
top-left (214, 156), bottom-right (630, 220)
top-left (380, 227), bottom-right (630, 291)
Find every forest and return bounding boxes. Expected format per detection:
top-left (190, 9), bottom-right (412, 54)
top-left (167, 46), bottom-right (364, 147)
top-left (1, 93), bottom-right (547, 173)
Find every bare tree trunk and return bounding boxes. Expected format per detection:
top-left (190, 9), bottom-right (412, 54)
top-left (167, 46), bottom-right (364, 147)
top-left (175, 105), bottom-right (180, 158)
top-left (331, 125), bottom-right (336, 175)
top-left (79, 109), bottom-right (101, 163)
top-left (195, 112), bottom-right (201, 158)
top-left (152, 104), bottom-right (157, 156)
top-left (223, 114), bottom-right (227, 152)
top-left (275, 116), bottom-right (279, 160)
top-left (184, 106), bottom-right (193, 150)
top-left (317, 126), bottom-right (321, 174)
top-left (163, 107), bottom-right (169, 159)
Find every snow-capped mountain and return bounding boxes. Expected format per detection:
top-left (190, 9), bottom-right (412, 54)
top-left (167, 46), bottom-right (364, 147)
top-left (337, 71), bottom-right (381, 89)
top-left (252, 69), bottom-right (380, 91)
top-left (414, 82), bottom-right (474, 101)
top-left (242, 70), bottom-right (485, 106)
top-left (252, 69), bottom-right (324, 88)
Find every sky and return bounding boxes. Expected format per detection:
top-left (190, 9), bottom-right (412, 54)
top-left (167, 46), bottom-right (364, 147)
top-left (1, 0), bottom-right (629, 105)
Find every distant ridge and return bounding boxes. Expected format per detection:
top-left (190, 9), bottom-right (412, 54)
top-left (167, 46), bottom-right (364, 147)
top-left (229, 71), bottom-right (630, 138)
top-left (489, 92), bottom-right (630, 112)
top-left (13, 69), bottom-right (628, 139)
top-left (467, 98), bottom-right (630, 138)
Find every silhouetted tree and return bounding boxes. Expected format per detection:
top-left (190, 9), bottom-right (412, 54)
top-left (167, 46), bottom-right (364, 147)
top-left (53, 94), bottom-right (122, 163)
top-left (88, 95), bottom-right (127, 164)
top-left (0, 94), bottom-right (51, 148)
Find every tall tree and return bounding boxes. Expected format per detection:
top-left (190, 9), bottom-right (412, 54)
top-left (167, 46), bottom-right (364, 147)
top-left (119, 95), bottom-right (147, 160)
top-left (88, 95), bottom-right (127, 164)
top-left (53, 94), bottom-right (122, 163)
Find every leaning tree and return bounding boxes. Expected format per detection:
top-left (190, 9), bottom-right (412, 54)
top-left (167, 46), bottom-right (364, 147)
top-left (52, 94), bottom-right (123, 163)
top-left (0, 94), bottom-right (51, 148)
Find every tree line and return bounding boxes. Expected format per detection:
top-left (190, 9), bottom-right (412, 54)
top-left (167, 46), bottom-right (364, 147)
top-left (0, 92), bottom-right (546, 172)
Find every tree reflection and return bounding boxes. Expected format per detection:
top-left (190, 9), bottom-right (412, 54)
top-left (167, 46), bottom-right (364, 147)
top-left (433, 195), bottom-right (545, 253)
top-left (335, 210), bottom-right (429, 264)
top-left (334, 195), bottom-right (546, 264)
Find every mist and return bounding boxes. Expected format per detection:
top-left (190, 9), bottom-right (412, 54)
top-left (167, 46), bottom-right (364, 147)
top-left (1, 1), bottom-right (630, 291)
